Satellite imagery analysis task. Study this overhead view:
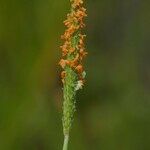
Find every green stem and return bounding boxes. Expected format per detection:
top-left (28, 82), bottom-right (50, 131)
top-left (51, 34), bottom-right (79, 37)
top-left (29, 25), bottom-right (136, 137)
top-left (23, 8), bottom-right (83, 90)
top-left (63, 135), bottom-right (69, 150)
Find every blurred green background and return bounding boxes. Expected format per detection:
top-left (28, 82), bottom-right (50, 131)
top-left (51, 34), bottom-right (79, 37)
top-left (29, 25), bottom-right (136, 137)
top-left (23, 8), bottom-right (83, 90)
top-left (0, 0), bottom-right (150, 150)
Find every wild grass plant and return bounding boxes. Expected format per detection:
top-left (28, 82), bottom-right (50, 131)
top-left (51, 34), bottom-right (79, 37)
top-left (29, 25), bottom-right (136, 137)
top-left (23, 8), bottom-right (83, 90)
top-left (59, 0), bottom-right (87, 149)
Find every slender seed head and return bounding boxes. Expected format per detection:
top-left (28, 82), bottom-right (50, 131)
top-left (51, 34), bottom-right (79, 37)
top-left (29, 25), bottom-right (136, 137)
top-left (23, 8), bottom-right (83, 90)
top-left (59, 0), bottom-right (87, 137)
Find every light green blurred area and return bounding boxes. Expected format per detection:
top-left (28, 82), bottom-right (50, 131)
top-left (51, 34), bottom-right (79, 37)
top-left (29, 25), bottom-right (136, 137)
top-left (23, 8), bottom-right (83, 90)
top-left (0, 0), bottom-right (150, 150)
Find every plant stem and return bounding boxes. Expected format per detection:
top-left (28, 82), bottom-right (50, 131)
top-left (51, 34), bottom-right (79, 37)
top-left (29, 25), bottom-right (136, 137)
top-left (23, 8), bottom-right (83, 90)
top-left (63, 135), bottom-right (69, 150)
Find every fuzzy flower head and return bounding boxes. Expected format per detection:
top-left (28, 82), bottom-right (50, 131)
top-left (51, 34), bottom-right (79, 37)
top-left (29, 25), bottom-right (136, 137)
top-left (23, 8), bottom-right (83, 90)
top-left (59, 0), bottom-right (87, 90)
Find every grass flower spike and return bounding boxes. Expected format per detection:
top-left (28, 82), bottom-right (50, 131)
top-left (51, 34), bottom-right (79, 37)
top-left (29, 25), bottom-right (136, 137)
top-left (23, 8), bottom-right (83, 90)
top-left (59, 0), bottom-right (87, 149)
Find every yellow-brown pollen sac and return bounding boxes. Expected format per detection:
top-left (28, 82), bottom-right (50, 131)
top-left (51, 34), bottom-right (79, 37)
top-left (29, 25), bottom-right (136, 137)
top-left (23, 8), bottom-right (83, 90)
top-left (59, 0), bottom-right (87, 85)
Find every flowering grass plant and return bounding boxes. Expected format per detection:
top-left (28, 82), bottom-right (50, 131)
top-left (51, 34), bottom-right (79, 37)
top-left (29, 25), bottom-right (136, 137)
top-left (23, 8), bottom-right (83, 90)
top-left (59, 0), bottom-right (87, 149)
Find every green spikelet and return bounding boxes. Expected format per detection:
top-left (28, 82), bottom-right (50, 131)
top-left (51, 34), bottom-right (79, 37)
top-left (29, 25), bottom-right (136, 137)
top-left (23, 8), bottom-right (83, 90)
top-left (62, 66), bottom-right (77, 135)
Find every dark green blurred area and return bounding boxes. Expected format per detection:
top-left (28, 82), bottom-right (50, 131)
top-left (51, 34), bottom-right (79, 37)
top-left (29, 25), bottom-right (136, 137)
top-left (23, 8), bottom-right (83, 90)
top-left (0, 0), bottom-right (150, 150)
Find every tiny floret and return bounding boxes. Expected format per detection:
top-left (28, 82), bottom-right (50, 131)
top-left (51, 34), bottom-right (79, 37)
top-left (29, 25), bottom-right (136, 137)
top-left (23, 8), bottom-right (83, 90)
top-left (75, 80), bottom-right (84, 91)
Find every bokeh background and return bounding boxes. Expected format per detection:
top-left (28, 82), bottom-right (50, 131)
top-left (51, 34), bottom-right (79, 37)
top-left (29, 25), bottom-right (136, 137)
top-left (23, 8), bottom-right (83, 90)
top-left (0, 0), bottom-right (150, 150)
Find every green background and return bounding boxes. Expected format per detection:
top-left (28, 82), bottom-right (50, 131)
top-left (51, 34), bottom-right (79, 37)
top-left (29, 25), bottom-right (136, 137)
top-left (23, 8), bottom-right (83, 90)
top-left (0, 0), bottom-right (150, 149)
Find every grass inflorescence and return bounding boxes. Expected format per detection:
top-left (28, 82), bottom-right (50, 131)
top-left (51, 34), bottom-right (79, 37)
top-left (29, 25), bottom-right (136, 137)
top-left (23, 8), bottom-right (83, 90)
top-left (59, 0), bottom-right (87, 149)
